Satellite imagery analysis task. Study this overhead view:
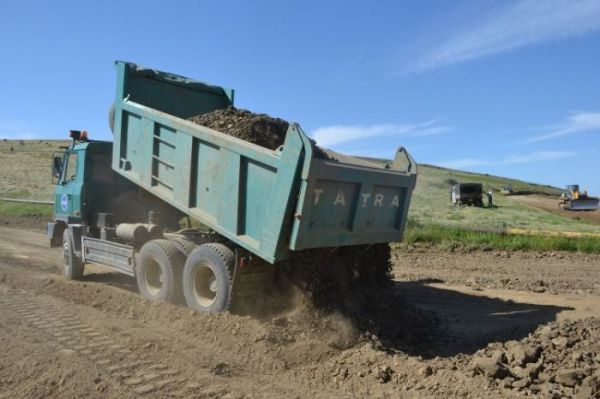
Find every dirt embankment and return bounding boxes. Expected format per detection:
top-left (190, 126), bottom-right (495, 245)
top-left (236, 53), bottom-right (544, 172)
top-left (393, 246), bottom-right (600, 295)
top-left (0, 213), bottom-right (47, 231)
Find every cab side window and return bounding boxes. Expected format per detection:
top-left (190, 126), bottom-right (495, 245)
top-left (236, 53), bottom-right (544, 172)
top-left (63, 152), bottom-right (78, 182)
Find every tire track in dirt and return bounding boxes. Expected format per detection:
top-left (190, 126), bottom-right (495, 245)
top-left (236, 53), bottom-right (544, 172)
top-left (0, 287), bottom-right (201, 397)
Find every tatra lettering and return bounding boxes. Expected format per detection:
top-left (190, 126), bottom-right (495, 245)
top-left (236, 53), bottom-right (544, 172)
top-left (334, 190), bottom-right (346, 206)
top-left (314, 189), bottom-right (400, 208)
top-left (361, 193), bottom-right (371, 207)
top-left (313, 188), bottom-right (324, 205)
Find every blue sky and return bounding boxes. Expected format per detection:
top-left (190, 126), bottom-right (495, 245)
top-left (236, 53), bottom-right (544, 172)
top-left (1, 0), bottom-right (599, 193)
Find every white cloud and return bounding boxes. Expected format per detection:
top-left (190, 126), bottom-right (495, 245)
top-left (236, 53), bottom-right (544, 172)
top-left (311, 119), bottom-right (451, 147)
top-left (503, 150), bottom-right (577, 163)
top-left (438, 150), bottom-right (576, 169)
top-left (522, 112), bottom-right (600, 143)
top-left (0, 119), bottom-right (38, 140)
top-left (415, 0), bottom-right (600, 72)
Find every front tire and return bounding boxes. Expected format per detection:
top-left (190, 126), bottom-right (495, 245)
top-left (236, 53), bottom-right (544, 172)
top-left (183, 243), bottom-right (234, 313)
top-left (136, 240), bottom-right (184, 303)
top-left (63, 230), bottom-right (84, 280)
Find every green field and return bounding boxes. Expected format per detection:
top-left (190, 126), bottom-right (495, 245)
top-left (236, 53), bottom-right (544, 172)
top-left (401, 223), bottom-right (600, 254)
top-left (1, 140), bottom-right (599, 251)
top-left (409, 164), bottom-right (600, 234)
top-left (0, 139), bottom-right (66, 200)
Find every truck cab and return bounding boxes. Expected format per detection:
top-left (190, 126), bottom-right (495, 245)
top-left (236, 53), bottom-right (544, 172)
top-left (49, 134), bottom-right (113, 247)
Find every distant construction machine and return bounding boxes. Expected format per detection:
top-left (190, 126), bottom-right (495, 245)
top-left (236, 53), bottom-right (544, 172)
top-left (451, 183), bottom-right (484, 207)
top-left (558, 185), bottom-right (599, 211)
top-left (500, 185), bottom-right (514, 195)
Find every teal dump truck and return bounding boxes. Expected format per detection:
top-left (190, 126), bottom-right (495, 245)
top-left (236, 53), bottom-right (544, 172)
top-left (48, 61), bottom-right (417, 312)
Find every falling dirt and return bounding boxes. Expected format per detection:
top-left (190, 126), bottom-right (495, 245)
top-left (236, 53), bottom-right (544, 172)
top-left (1, 226), bottom-right (599, 397)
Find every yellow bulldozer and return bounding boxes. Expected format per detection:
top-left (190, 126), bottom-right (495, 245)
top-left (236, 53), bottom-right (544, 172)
top-left (558, 185), bottom-right (599, 211)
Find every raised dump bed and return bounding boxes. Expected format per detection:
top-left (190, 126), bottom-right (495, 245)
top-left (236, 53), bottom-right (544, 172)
top-left (112, 62), bottom-right (417, 263)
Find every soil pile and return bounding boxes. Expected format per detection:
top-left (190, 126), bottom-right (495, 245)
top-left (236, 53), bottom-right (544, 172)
top-left (188, 107), bottom-right (330, 158)
top-left (189, 107), bottom-right (289, 150)
top-left (471, 318), bottom-right (600, 397)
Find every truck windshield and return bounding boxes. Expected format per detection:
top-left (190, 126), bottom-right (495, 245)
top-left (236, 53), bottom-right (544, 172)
top-left (461, 185), bottom-right (481, 194)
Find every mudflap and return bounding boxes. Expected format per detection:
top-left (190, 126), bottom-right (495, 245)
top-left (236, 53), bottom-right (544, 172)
top-left (67, 225), bottom-right (87, 257)
top-left (48, 222), bottom-right (66, 248)
top-left (229, 249), bottom-right (279, 316)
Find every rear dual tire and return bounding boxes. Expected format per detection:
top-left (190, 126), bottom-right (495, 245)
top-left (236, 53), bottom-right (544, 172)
top-left (183, 243), bottom-right (235, 313)
top-left (136, 240), bottom-right (185, 304)
top-left (135, 240), bottom-right (235, 312)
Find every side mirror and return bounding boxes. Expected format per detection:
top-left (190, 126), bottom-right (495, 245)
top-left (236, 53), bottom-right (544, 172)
top-left (52, 155), bottom-right (63, 185)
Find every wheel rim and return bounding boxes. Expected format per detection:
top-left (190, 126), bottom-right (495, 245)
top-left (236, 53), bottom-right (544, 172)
top-left (192, 262), bottom-right (218, 308)
top-left (143, 258), bottom-right (163, 296)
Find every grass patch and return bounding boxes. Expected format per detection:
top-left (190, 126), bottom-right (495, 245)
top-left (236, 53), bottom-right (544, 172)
top-left (403, 223), bottom-right (600, 254)
top-left (0, 201), bottom-right (53, 218)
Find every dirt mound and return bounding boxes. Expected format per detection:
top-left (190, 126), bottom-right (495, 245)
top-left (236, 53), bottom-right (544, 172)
top-left (471, 318), bottom-right (600, 397)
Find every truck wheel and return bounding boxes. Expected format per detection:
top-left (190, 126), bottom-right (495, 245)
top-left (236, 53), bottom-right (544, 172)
top-left (171, 238), bottom-right (198, 256)
top-left (62, 229), bottom-right (84, 280)
top-left (136, 240), bottom-right (184, 304)
top-left (183, 243), bottom-right (234, 313)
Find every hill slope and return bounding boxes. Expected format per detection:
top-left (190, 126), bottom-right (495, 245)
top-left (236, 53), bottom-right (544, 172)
top-left (410, 164), bottom-right (600, 234)
top-left (1, 140), bottom-right (598, 234)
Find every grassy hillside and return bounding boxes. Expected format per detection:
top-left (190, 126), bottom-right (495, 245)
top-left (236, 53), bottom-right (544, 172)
top-left (1, 140), bottom-right (599, 237)
top-left (410, 164), bottom-right (600, 234)
top-left (0, 139), bottom-right (66, 200)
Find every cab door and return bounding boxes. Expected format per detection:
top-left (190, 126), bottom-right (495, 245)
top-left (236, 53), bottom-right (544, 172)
top-left (54, 149), bottom-right (85, 221)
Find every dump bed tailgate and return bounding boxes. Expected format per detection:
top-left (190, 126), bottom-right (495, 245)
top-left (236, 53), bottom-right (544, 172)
top-left (290, 148), bottom-right (416, 250)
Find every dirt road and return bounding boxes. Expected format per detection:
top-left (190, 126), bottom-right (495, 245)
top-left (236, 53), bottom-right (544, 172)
top-left (1, 226), bottom-right (599, 398)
